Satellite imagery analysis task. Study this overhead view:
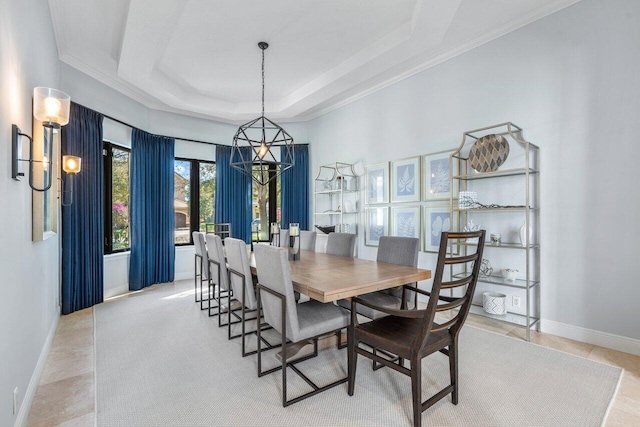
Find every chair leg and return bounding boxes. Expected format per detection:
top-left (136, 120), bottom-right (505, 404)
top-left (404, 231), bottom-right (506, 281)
top-left (449, 339), bottom-right (459, 405)
top-left (411, 357), bottom-right (422, 427)
top-left (347, 327), bottom-right (356, 396)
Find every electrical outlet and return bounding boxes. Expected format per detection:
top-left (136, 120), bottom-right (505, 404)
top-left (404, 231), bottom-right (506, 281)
top-left (13, 387), bottom-right (18, 415)
top-left (512, 296), bottom-right (521, 308)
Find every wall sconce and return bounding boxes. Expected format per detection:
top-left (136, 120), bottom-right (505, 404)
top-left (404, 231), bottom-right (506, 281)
top-left (12, 87), bottom-right (70, 192)
top-left (61, 155), bottom-right (81, 206)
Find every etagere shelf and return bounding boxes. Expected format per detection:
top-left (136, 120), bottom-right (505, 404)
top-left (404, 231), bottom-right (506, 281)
top-left (314, 162), bottom-right (359, 238)
top-left (449, 122), bottom-right (540, 341)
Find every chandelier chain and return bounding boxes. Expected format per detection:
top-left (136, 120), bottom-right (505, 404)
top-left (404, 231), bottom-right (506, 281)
top-left (261, 47), bottom-right (265, 117)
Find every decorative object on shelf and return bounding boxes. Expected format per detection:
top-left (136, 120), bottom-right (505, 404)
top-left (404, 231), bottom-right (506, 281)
top-left (391, 205), bottom-right (420, 240)
top-left (335, 175), bottom-right (344, 190)
top-left (458, 191), bottom-right (478, 209)
top-left (423, 149), bottom-right (457, 201)
top-left (422, 205), bottom-right (451, 252)
top-left (490, 233), bottom-right (502, 244)
top-left (364, 162), bottom-right (389, 204)
top-left (391, 156), bottom-right (420, 202)
top-left (289, 223), bottom-right (300, 260)
top-left (337, 223), bottom-right (350, 233)
top-left (483, 292), bottom-right (507, 315)
top-left (315, 225), bottom-right (335, 234)
top-left (463, 218), bottom-right (481, 243)
top-left (364, 207), bottom-right (388, 247)
top-left (519, 223), bottom-right (533, 246)
top-left (270, 222), bottom-right (280, 246)
top-left (12, 87), bottom-right (71, 192)
top-left (500, 268), bottom-right (518, 281)
top-left (468, 134), bottom-right (510, 173)
top-left (479, 259), bottom-right (493, 277)
top-left (322, 180), bottom-right (333, 191)
top-left (230, 42), bottom-right (294, 185)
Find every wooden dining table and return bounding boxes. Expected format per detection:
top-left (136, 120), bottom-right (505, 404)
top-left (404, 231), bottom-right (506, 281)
top-left (250, 249), bottom-right (431, 302)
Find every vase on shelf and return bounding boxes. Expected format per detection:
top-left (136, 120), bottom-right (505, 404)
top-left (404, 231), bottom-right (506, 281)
top-left (519, 223), bottom-right (533, 246)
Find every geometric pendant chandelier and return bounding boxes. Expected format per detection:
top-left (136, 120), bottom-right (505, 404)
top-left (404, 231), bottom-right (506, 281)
top-left (230, 42), bottom-right (294, 186)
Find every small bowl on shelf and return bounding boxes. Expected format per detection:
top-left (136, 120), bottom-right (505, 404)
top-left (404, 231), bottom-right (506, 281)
top-left (500, 268), bottom-right (518, 281)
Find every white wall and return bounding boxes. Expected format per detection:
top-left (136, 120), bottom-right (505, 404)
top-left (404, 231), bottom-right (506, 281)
top-left (308, 0), bottom-right (640, 342)
top-left (0, 1), bottom-right (63, 425)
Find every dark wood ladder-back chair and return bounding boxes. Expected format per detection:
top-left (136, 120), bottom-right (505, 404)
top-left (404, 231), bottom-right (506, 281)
top-left (347, 230), bottom-right (486, 427)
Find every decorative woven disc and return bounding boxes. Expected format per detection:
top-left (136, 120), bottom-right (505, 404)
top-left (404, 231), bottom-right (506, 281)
top-left (468, 134), bottom-right (510, 172)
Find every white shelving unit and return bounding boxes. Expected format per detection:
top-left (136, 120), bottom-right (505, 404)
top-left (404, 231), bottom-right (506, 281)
top-left (314, 162), bottom-right (359, 238)
top-left (450, 122), bottom-right (540, 341)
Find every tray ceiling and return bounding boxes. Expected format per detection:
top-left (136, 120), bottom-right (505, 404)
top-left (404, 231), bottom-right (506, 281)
top-left (49, 0), bottom-right (582, 123)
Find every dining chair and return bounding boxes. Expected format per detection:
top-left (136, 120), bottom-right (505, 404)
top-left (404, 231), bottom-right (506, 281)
top-left (225, 238), bottom-right (280, 356)
top-left (206, 234), bottom-right (241, 327)
top-left (300, 230), bottom-right (317, 251)
top-left (192, 231), bottom-right (209, 308)
top-left (254, 244), bottom-right (351, 406)
top-left (271, 229), bottom-right (290, 247)
top-left (347, 231), bottom-right (486, 427)
top-left (325, 232), bottom-right (356, 257)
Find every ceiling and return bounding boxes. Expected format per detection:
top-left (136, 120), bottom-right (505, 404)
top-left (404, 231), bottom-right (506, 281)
top-left (48, 0), bottom-right (582, 123)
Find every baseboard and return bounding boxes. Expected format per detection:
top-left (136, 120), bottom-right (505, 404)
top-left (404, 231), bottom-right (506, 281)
top-left (14, 311), bottom-right (60, 427)
top-left (540, 319), bottom-right (640, 356)
top-left (174, 272), bottom-right (193, 282)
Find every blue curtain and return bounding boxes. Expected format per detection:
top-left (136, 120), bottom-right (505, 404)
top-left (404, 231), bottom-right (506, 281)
top-left (281, 145), bottom-right (309, 230)
top-left (129, 129), bottom-right (175, 290)
top-left (215, 145), bottom-right (252, 242)
top-left (61, 103), bottom-right (104, 314)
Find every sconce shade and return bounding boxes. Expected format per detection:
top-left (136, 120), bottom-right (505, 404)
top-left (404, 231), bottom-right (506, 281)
top-left (33, 87), bottom-right (70, 126)
top-left (63, 155), bottom-right (82, 174)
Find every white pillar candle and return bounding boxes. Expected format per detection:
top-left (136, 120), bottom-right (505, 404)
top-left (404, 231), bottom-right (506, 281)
top-left (271, 223), bottom-right (279, 234)
top-left (289, 223), bottom-right (300, 236)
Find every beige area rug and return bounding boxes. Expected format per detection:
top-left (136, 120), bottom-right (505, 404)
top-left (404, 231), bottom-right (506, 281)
top-left (95, 281), bottom-right (621, 426)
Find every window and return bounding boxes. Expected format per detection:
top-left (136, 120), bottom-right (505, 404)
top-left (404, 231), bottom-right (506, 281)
top-left (252, 164), bottom-right (280, 241)
top-left (103, 142), bottom-right (130, 254)
top-left (174, 158), bottom-right (216, 245)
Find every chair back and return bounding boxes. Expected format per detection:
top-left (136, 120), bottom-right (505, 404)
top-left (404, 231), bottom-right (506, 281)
top-left (192, 231), bottom-right (209, 279)
top-left (272, 229), bottom-right (290, 247)
top-left (326, 232), bottom-right (356, 257)
top-left (416, 231), bottom-right (485, 351)
top-left (376, 236), bottom-right (419, 302)
top-left (254, 245), bottom-right (300, 340)
top-left (300, 230), bottom-right (317, 251)
top-left (225, 238), bottom-right (257, 310)
top-left (206, 233), bottom-right (229, 291)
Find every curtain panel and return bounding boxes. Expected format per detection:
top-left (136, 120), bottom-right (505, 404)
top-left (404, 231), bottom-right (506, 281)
top-left (129, 129), bottom-right (175, 290)
top-left (214, 145), bottom-right (252, 242)
top-left (280, 145), bottom-right (310, 230)
top-left (61, 103), bottom-right (104, 314)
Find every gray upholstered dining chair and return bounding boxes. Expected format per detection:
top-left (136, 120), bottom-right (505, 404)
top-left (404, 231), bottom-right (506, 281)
top-left (300, 230), bottom-right (317, 251)
top-left (254, 244), bottom-right (351, 406)
top-left (225, 238), bottom-right (280, 356)
top-left (339, 236), bottom-right (420, 320)
top-left (325, 232), bottom-right (356, 257)
top-left (275, 229), bottom-right (290, 247)
top-left (206, 234), bottom-right (241, 327)
top-left (192, 231), bottom-right (209, 308)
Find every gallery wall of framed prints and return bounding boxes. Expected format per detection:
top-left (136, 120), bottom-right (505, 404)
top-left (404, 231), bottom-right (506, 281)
top-left (363, 148), bottom-right (456, 252)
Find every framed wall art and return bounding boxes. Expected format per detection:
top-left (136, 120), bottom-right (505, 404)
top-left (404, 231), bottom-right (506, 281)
top-left (364, 207), bottom-right (388, 247)
top-left (390, 205), bottom-right (420, 240)
top-left (364, 162), bottom-right (389, 204)
top-left (423, 149), bottom-right (457, 201)
top-left (391, 156), bottom-right (420, 202)
top-left (423, 205), bottom-right (453, 253)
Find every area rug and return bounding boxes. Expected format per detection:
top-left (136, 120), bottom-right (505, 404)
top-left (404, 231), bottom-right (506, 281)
top-left (95, 281), bottom-right (622, 426)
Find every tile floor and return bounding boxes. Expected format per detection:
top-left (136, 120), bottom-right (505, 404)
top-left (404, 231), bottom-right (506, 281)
top-left (26, 281), bottom-right (640, 426)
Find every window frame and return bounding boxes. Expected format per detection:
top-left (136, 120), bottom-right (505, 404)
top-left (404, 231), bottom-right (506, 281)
top-left (103, 141), bottom-right (131, 255)
top-left (174, 157), bottom-right (215, 246)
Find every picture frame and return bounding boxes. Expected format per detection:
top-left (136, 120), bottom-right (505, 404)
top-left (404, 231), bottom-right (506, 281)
top-left (423, 205), bottom-right (453, 253)
top-left (391, 156), bottom-right (420, 203)
top-left (390, 205), bottom-right (420, 240)
top-left (364, 207), bottom-right (389, 247)
top-left (423, 149), bottom-right (457, 201)
top-left (364, 162), bottom-right (389, 204)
